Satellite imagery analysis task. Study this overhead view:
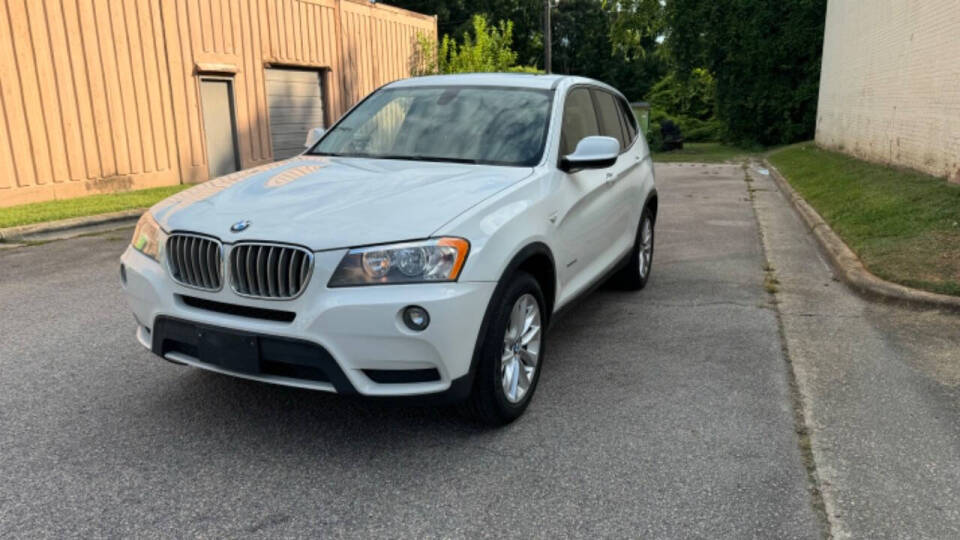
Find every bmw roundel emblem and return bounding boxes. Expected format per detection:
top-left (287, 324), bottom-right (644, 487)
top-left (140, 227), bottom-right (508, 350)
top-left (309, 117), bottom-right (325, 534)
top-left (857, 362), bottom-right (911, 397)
top-left (230, 220), bottom-right (251, 233)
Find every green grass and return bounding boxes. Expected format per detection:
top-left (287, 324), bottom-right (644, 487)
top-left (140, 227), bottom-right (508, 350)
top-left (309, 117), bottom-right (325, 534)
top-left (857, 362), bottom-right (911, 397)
top-left (769, 142), bottom-right (960, 297)
top-left (652, 142), bottom-right (757, 163)
top-left (0, 185), bottom-right (191, 229)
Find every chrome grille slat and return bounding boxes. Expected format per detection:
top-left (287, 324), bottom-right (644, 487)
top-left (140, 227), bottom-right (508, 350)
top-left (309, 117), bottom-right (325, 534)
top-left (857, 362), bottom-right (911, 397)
top-left (196, 238), bottom-right (211, 288)
top-left (256, 246), bottom-right (268, 296)
top-left (186, 237), bottom-right (198, 286)
top-left (166, 234), bottom-right (222, 291)
top-left (229, 242), bottom-right (313, 300)
top-left (300, 253), bottom-right (310, 285)
top-left (266, 247), bottom-right (278, 297)
top-left (288, 250), bottom-right (301, 295)
top-left (277, 249), bottom-right (290, 296)
top-left (245, 245), bottom-right (256, 295)
top-left (233, 245), bottom-right (246, 294)
top-left (207, 243), bottom-right (218, 289)
top-left (179, 237), bottom-right (193, 285)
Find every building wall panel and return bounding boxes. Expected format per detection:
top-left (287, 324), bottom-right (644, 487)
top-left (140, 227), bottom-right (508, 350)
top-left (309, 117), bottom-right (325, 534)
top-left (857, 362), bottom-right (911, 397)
top-left (816, 0), bottom-right (960, 181)
top-left (0, 0), bottom-right (436, 207)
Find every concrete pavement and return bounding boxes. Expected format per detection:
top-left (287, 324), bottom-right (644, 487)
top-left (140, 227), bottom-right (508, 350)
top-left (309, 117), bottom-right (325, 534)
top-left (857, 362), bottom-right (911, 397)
top-left (0, 163), bottom-right (833, 537)
top-left (750, 164), bottom-right (960, 539)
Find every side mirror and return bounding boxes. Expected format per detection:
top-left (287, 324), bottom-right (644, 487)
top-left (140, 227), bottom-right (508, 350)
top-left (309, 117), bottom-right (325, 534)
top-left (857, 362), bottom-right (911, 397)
top-left (304, 127), bottom-right (326, 148)
top-left (560, 136), bottom-right (620, 172)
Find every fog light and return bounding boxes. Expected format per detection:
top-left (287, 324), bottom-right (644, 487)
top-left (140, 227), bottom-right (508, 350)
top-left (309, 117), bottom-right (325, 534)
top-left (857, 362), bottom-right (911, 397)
top-left (402, 305), bottom-right (430, 331)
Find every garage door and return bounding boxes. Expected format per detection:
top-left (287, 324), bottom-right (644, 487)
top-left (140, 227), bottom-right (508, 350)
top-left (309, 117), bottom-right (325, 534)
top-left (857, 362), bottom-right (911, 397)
top-left (265, 68), bottom-right (325, 160)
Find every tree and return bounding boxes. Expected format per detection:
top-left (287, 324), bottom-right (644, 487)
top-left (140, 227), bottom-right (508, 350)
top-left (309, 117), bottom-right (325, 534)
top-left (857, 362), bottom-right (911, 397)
top-left (601, 0), bottom-right (663, 60)
top-left (647, 68), bottom-right (715, 121)
top-left (399, 0), bottom-right (667, 100)
top-left (389, 0), bottom-right (545, 66)
top-left (412, 15), bottom-right (537, 75)
top-left (551, 0), bottom-right (666, 99)
top-left (664, 0), bottom-right (827, 146)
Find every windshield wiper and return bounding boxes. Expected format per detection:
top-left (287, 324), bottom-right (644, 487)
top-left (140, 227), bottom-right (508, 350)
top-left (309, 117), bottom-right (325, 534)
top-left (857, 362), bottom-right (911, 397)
top-left (307, 152), bottom-right (478, 164)
top-left (375, 154), bottom-right (479, 164)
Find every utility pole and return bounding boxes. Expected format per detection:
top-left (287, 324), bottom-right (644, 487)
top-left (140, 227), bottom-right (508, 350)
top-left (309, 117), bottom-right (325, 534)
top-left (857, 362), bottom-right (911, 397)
top-left (544, 0), bottom-right (552, 73)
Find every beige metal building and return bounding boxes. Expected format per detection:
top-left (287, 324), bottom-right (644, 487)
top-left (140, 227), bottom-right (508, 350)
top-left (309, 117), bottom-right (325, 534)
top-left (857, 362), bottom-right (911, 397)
top-left (816, 0), bottom-right (960, 182)
top-left (0, 0), bottom-right (436, 207)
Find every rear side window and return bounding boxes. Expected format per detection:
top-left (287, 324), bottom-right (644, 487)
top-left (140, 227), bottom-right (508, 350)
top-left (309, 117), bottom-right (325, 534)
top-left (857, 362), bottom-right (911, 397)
top-left (559, 88), bottom-right (600, 156)
top-left (617, 97), bottom-right (638, 143)
top-left (592, 90), bottom-right (627, 150)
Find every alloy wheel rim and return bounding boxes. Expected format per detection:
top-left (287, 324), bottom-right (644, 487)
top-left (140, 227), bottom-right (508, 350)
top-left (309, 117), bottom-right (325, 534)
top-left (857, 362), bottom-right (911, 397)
top-left (500, 293), bottom-right (541, 404)
top-left (639, 218), bottom-right (653, 278)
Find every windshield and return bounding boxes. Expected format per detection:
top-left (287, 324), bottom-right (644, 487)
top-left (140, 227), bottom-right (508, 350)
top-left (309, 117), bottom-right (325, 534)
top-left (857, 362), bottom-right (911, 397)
top-left (309, 86), bottom-right (553, 166)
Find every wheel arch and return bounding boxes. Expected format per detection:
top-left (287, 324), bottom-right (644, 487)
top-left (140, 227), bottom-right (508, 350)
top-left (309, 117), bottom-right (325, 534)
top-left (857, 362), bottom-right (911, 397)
top-left (457, 242), bottom-right (557, 401)
top-left (644, 188), bottom-right (658, 223)
top-left (507, 242), bottom-right (557, 319)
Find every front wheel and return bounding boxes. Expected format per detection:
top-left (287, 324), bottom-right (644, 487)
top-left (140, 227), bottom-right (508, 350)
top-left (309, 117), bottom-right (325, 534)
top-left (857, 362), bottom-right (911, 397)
top-left (614, 207), bottom-right (655, 290)
top-left (462, 272), bottom-right (546, 426)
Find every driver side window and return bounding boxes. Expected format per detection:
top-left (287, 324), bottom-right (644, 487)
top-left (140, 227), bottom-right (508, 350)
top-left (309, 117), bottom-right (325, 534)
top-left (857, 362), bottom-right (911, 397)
top-left (559, 88), bottom-right (600, 156)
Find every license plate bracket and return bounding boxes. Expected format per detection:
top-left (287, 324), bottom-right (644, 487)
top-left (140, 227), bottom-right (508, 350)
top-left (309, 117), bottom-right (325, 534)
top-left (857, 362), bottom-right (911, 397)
top-left (197, 328), bottom-right (259, 374)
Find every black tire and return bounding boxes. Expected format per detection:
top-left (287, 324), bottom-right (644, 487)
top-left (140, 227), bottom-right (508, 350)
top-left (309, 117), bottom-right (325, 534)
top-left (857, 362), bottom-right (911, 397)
top-left (462, 271), bottom-right (546, 426)
top-left (614, 206), bottom-right (655, 290)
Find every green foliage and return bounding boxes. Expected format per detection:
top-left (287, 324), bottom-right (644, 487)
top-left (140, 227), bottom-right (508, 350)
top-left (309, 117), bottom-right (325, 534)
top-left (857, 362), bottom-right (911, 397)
top-left (647, 68), bottom-right (715, 121)
top-left (439, 16), bottom-right (518, 72)
top-left (390, 0), bottom-right (546, 66)
top-left (665, 0), bottom-right (827, 146)
top-left (410, 32), bottom-right (438, 76)
top-left (601, 0), bottom-right (664, 60)
top-left (505, 65), bottom-right (545, 74)
top-left (646, 67), bottom-right (721, 146)
top-left (551, 0), bottom-right (666, 99)
top-left (411, 15), bottom-right (539, 75)
top-left (647, 110), bottom-right (723, 145)
top-left (394, 0), bottom-right (667, 100)
top-left (644, 68), bottom-right (722, 147)
top-left (652, 142), bottom-right (757, 163)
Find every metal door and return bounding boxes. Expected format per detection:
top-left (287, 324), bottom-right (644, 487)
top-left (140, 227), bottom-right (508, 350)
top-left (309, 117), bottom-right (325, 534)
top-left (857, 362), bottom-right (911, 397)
top-left (200, 78), bottom-right (240, 179)
top-left (265, 68), bottom-right (325, 160)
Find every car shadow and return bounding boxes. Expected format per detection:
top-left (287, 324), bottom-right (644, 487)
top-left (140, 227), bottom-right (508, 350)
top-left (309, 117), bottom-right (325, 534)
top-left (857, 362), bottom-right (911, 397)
top-left (140, 288), bottom-right (627, 445)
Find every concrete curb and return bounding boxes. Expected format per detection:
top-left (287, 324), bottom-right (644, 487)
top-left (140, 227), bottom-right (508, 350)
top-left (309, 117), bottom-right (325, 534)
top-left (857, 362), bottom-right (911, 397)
top-left (762, 159), bottom-right (960, 313)
top-left (0, 208), bottom-right (144, 243)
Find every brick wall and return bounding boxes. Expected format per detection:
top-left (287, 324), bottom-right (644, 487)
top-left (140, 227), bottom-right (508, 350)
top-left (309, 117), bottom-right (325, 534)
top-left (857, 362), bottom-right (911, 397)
top-left (815, 0), bottom-right (960, 182)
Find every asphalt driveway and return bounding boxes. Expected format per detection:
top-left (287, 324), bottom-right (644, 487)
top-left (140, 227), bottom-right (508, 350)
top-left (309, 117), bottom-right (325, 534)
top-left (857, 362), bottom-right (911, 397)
top-left (0, 164), bottom-right (820, 538)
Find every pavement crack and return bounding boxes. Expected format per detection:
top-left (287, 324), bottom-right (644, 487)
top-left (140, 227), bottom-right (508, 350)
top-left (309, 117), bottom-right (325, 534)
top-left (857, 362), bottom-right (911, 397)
top-left (746, 165), bottom-right (834, 539)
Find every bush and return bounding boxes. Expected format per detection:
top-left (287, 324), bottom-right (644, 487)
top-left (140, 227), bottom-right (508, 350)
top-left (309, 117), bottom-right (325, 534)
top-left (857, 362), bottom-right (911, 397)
top-left (678, 117), bottom-right (723, 142)
top-left (647, 68), bottom-right (715, 122)
top-left (647, 124), bottom-right (664, 152)
top-left (411, 15), bottom-right (533, 76)
top-left (505, 65), bottom-right (545, 74)
top-left (647, 106), bottom-right (722, 150)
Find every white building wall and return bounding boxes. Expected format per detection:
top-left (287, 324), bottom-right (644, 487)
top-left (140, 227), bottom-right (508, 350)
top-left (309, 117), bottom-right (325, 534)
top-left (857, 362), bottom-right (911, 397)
top-left (815, 0), bottom-right (960, 182)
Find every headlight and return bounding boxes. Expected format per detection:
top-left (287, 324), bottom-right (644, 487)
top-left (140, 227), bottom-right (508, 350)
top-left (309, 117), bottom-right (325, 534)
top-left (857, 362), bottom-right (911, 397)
top-left (329, 237), bottom-right (469, 286)
top-left (130, 213), bottom-right (165, 262)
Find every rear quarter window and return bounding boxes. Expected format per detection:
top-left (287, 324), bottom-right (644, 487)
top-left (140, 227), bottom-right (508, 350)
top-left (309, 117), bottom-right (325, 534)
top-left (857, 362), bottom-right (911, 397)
top-left (592, 90), bottom-right (628, 150)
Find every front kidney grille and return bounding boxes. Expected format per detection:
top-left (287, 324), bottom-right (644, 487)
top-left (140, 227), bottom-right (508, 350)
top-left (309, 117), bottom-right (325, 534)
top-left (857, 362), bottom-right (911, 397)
top-left (166, 234), bottom-right (223, 290)
top-left (229, 243), bottom-right (313, 299)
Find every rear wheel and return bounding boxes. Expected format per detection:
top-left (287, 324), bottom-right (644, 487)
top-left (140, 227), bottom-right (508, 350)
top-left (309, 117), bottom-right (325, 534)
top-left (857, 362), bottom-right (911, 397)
top-left (463, 272), bottom-right (545, 426)
top-left (615, 206), bottom-right (655, 290)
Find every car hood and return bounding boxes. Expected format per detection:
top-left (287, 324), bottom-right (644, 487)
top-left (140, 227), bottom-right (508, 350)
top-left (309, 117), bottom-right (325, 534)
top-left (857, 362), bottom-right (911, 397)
top-left (152, 156), bottom-right (533, 251)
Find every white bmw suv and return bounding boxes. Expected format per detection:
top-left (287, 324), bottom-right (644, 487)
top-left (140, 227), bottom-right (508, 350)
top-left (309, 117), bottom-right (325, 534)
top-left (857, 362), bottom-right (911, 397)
top-left (120, 73), bottom-right (657, 425)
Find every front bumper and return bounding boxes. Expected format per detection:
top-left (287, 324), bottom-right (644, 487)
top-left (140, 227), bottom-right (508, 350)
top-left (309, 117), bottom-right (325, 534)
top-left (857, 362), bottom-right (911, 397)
top-left (120, 245), bottom-right (495, 397)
